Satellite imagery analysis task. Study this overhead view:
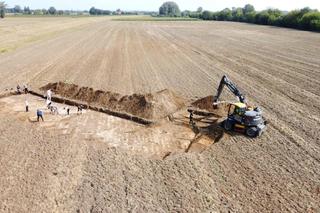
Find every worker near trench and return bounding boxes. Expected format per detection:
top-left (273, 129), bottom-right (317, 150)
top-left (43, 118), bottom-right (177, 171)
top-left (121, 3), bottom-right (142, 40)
top-left (46, 89), bottom-right (52, 102)
top-left (37, 109), bottom-right (44, 122)
top-left (25, 99), bottom-right (29, 112)
top-left (77, 105), bottom-right (84, 114)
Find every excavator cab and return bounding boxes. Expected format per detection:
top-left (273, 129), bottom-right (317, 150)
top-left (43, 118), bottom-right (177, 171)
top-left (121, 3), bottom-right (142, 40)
top-left (228, 103), bottom-right (246, 116)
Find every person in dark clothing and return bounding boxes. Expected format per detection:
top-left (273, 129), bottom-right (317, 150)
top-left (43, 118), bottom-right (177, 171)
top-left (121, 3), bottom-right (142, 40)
top-left (25, 100), bottom-right (29, 112)
top-left (47, 100), bottom-right (52, 109)
top-left (67, 107), bottom-right (70, 115)
top-left (23, 84), bottom-right (29, 94)
top-left (37, 109), bottom-right (44, 122)
top-left (16, 85), bottom-right (21, 94)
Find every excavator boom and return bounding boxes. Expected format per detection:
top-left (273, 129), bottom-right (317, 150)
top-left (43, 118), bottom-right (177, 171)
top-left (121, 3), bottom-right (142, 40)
top-left (213, 75), bottom-right (246, 104)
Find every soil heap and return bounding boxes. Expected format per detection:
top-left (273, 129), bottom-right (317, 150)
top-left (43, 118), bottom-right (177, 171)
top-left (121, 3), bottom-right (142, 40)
top-left (41, 82), bottom-right (187, 120)
top-left (191, 95), bottom-right (229, 117)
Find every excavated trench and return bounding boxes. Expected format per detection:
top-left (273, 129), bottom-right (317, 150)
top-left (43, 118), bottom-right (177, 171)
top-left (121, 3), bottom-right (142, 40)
top-left (0, 83), bottom-right (230, 159)
top-left (40, 82), bottom-right (187, 123)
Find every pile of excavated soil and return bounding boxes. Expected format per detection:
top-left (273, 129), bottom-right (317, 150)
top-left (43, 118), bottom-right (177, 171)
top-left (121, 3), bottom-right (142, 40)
top-left (191, 95), bottom-right (229, 117)
top-left (41, 82), bottom-right (186, 120)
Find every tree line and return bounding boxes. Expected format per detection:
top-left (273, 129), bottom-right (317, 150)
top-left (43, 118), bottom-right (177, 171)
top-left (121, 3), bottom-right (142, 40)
top-left (159, 1), bottom-right (320, 32)
top-left (88, 7), bottom-right (140, 16)
top-left (1, 4), bottom-right (86, 16)
top-left (199, 5), bottom-right (320, 32)
top-left (0, 2), bottom-right (148, 18)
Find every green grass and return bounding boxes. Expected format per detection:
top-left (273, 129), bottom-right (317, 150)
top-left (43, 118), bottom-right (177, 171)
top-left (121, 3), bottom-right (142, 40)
top-left (112, 16), bottom-right (200, 21)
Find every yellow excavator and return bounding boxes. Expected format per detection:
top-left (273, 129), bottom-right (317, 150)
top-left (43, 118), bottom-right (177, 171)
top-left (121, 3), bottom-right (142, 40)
top-left (189, 75), bottom-right (267, 137)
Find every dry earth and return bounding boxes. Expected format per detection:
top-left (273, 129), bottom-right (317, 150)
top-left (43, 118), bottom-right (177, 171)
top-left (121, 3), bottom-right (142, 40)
top-left (0, 17), bottom-right (320, 212)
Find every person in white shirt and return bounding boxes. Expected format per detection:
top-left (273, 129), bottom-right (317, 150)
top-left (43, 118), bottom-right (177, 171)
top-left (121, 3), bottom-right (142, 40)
top-left (47, 89), bottom-right (52, 101)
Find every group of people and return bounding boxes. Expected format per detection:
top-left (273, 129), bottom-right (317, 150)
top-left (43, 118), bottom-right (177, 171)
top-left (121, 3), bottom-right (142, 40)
top-left (17, 84), bottom-right (29, 94)
top-left (24, 89), bottom-right (85, 122)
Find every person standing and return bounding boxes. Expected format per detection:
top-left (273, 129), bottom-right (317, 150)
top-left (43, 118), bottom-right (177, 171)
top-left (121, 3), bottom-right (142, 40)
top-left (17, 85), bottom-right (21, 94)
top-left (46, 99), bottom-right (52, 108)
top-left (66, 107), bottom-right (70, 115)
top-left (46, 89), bottom-right (52, 102)
top-left (77, 105), bottom-right (83, 114)
top-left (23, 84), bottom-right (29, 94)
top-left (37, 109), bottom-right (44, 122)
top-left (25, 100), bottom-right (29, 112)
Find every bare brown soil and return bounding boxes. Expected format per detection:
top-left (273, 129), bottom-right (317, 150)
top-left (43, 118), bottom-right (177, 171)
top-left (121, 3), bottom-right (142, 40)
top-left (41, 82), bottom-right (186, 120)
top-left (0, 17), bottom-right (106, 53)
top-left (0, 18), bottom-right (320, 212)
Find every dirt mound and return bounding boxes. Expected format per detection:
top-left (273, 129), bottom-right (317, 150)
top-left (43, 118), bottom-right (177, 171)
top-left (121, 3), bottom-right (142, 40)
top-left (41, 82), bottom-right (186, 120)
top-left (191, 95), bottom-right (229, 117)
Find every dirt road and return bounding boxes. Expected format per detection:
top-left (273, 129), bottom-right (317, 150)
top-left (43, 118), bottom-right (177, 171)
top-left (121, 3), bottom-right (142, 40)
top-left (0, 18), bottom-right (319, 212)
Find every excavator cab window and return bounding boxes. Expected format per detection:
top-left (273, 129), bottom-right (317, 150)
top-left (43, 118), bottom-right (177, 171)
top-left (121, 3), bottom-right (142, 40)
top-left (228, 104), bottom-right (236, 116)
top-left (236, 107), bottom-right (246, 116)
top-left (228, 104), bottom-right (246, 116)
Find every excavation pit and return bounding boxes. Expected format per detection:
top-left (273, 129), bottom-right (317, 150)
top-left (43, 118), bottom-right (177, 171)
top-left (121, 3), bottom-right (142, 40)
top-left (40, 82), bottom-right (187, 121)
top-left (0, 88), bottom-right (227, 159)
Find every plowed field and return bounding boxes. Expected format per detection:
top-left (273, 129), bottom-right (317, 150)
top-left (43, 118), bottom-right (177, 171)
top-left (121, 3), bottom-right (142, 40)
top-left (0, 17), bottom-right (319, 212)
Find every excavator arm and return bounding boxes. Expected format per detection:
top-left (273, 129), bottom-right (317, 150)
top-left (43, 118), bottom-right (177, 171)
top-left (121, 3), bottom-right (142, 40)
top-left (213, 75), bottom-right (246, 104)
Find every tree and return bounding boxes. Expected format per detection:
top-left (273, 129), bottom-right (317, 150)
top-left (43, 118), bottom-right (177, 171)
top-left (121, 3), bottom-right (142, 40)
top-left (116, 9), bottom-right (122, 15)
top-left (14, 5), bottom-right (22, 13)
top-left (217, 8), bottom-right (232, 21)
top-left (89, 7), bottom-right (96, 15)
top-left (202, 10), bottom-right (215, 20)
top-left (232, 7), bottom-right (244, 21)
top-left (244, 11), bottom-right (256, 23)
top-left (189, 11), bottom-right (201, 19)
top-left (89, 7), bottom-right (111, 15)
top-left (0, 1), bottom-right (6, 18)
top-left (255, 11), bottom-right (270, 25)
top-left (159, 1), bottom-right (181, 17)
top-left (48, 7), bottom-right (56, 15)
top-left (181, 10), bottom-right (190, 17)
top-left (34, 9), bottom-right (43, 15)
top-left (197, 7), bottom-right (203, 13)
top-left (24, 6), bottom-right (31, 14)
top-left (42, 8), bottom-right (47, 15)
top-left (266, 9), bottom-right (282, 25)
top-left (243, 4), bottom-right (255, 15)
